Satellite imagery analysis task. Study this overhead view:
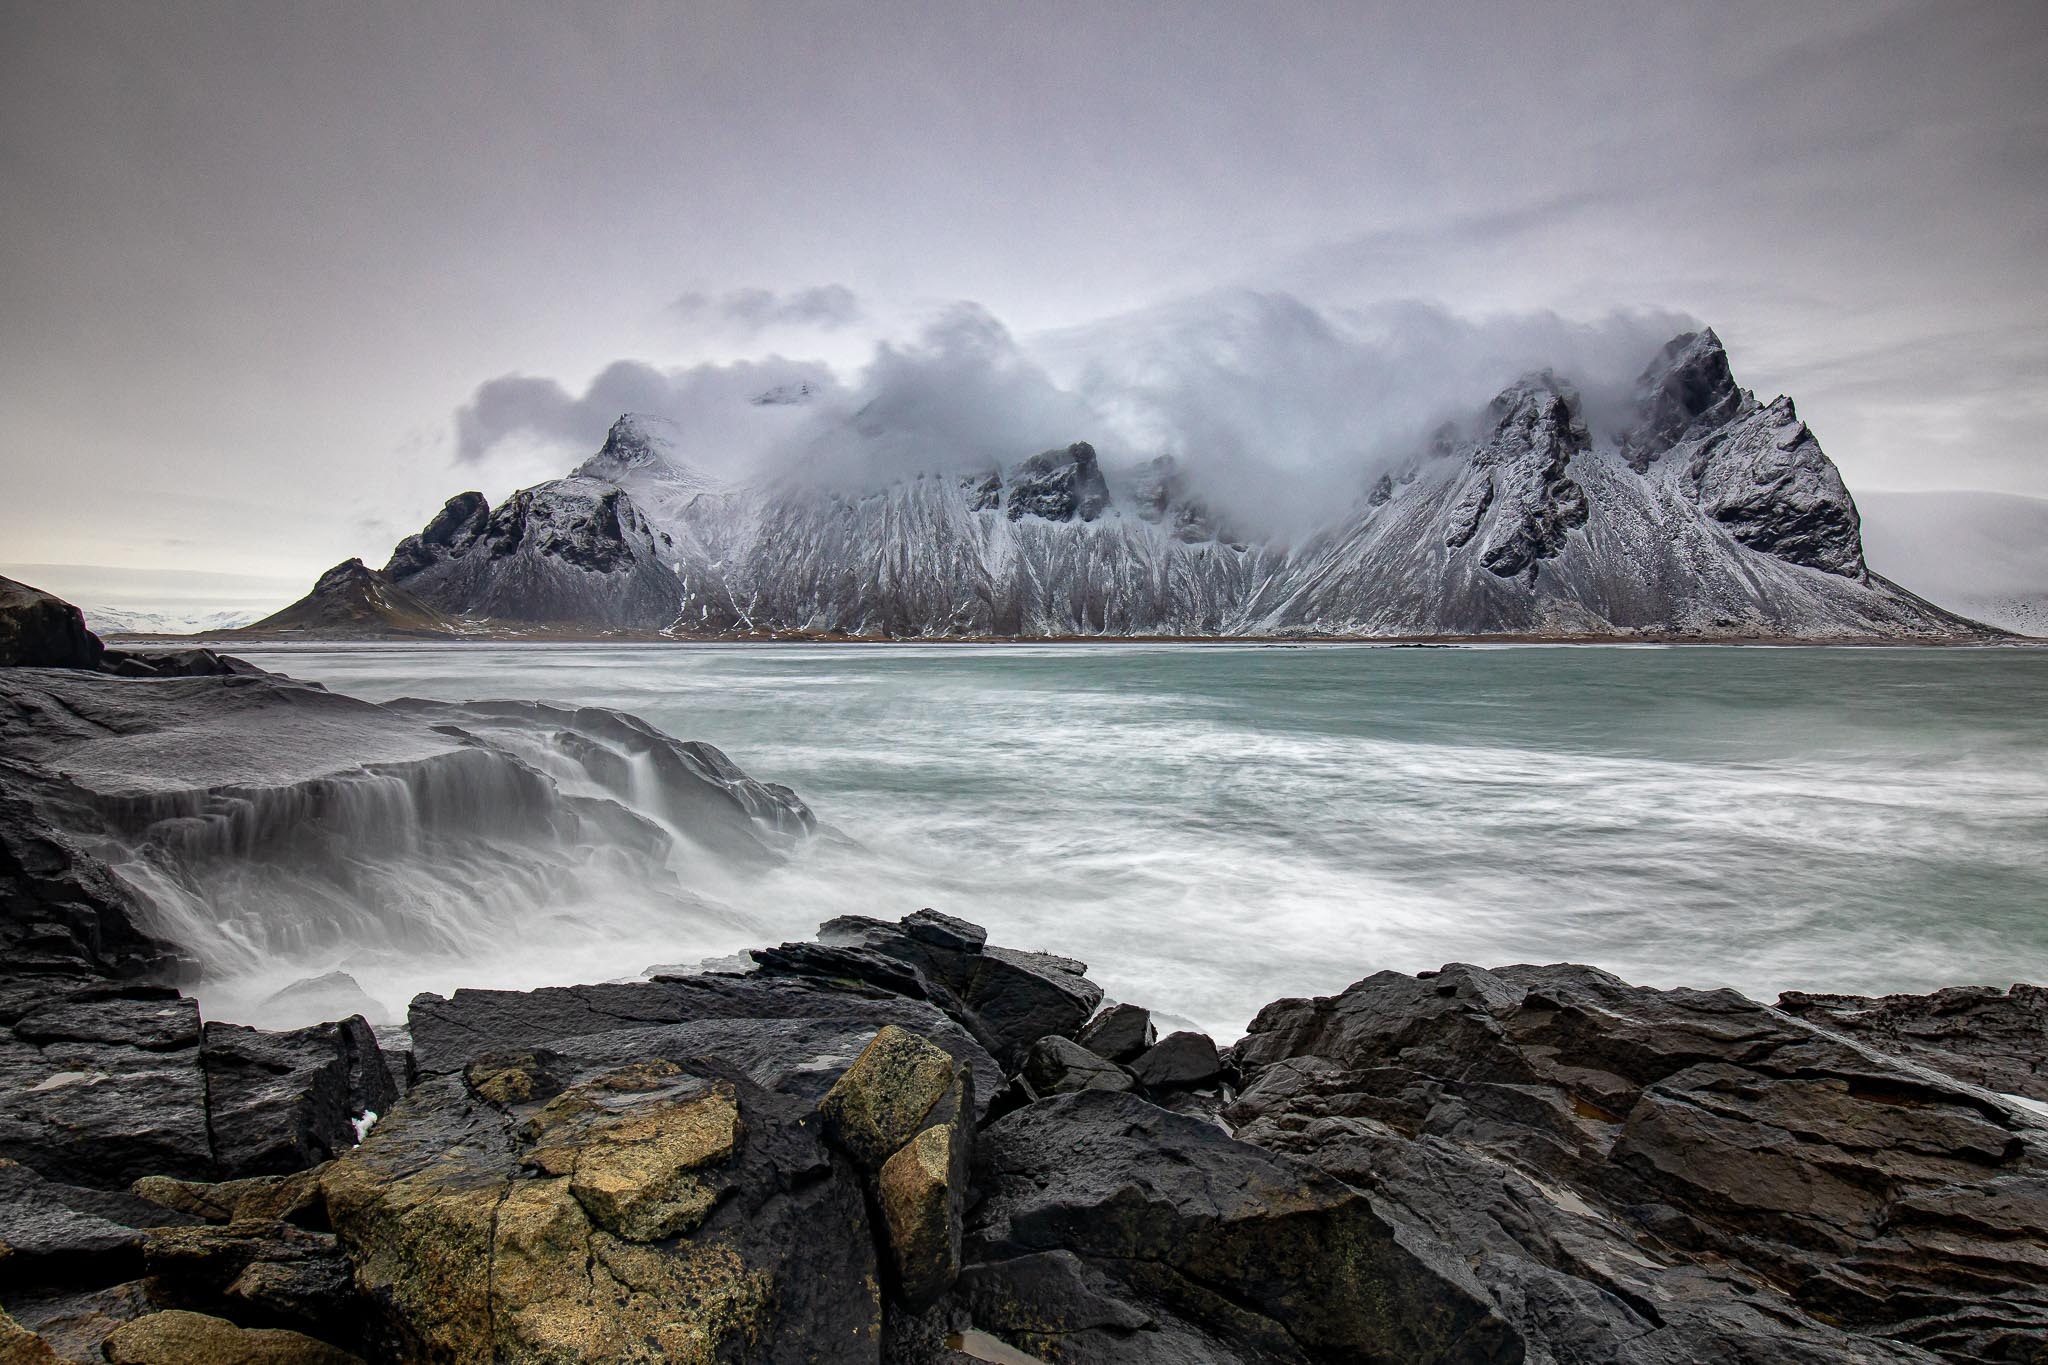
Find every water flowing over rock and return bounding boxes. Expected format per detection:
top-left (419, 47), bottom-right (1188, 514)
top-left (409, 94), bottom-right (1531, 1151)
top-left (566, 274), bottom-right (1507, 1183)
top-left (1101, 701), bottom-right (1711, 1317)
top-left (0, 666), bottom-right (814, 1016)
top-left (309, 331), bottom-right (1995, 639)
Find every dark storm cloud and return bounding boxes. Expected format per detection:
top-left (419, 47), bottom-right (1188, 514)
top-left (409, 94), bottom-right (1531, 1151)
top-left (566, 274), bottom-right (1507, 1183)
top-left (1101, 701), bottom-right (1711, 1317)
top-left (668, 285), bottom-right (864, 334)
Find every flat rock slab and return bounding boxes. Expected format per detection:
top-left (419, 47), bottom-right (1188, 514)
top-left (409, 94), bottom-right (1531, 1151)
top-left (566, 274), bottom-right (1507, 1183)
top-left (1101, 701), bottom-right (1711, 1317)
top-left (410, 973), bottom-right (999, 1117)
top-left (0, 990), bottom-right (212, 1188)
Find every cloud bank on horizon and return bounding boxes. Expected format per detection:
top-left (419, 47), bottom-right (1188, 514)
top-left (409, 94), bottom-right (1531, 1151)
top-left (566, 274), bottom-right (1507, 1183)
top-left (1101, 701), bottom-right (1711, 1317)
top-left (452, 290), bottom-right (1697, 534)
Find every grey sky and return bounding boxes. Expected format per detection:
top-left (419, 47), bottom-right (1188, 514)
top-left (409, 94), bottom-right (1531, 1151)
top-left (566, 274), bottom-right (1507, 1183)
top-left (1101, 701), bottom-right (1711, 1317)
top-left (2, 0), bottom-right (2044, 596)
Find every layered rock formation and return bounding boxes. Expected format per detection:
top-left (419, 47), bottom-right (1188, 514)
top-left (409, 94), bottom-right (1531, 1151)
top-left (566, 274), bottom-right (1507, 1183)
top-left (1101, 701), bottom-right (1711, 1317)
top-left (295, 330), bottom-right (1997, 639)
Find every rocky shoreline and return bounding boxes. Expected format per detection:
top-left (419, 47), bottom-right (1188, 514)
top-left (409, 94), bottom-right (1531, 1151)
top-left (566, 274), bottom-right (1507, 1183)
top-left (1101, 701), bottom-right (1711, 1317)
top-left (5, 909), bottom-right (2046, 1364)
top-left (4, 573), bottom-right (2047, 1362)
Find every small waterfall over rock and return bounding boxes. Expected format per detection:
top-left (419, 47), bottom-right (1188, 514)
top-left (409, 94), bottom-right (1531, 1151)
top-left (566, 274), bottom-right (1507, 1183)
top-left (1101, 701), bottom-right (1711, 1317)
top-left (0, 669), bottom-right (817, 1026)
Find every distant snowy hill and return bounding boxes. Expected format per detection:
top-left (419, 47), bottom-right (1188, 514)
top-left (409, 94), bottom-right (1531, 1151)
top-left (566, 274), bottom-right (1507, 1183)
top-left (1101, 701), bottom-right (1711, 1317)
top-left (82, 605), bottom-right (258, 636)
top-left (300, 328), bottom-right (1995, 640)
top-left (1856, 490), bottom-right (2048, 636)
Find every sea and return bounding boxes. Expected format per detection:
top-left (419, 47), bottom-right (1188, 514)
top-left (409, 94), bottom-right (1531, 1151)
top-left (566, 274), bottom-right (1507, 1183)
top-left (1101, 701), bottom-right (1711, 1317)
top-left (226, 641), bottom-right (2048, 1039)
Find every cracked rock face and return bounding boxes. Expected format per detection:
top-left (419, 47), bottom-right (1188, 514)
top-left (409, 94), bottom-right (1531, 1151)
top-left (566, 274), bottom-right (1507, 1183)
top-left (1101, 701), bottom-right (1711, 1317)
top-left (1226, 962), bottom-right (2048, 1362)
top-left (322, 1052), bottom-right (880, 1364)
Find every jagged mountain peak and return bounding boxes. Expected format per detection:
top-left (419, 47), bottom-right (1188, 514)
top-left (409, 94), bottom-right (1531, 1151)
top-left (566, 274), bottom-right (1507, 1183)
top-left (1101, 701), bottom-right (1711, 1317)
top-left (598, 412), bottom-right (682, 463)
top-left (307, 327), bottom-right (1988, 640)
top-left (1006, 441), bottom-right (1111, 523)
top-left (1624, 327), bottom-right (1749, 470)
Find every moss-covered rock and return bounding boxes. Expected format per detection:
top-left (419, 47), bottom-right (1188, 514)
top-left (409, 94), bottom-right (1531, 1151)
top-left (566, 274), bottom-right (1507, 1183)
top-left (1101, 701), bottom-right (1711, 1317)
top-left (99, 1309), bottom-right (361, 1364)
top-left (0, 1307), bottom-right (59, 1365)
top-left (322, 1050), bottom-right (880, 1363)
top-left (818, 1025), bottom-right (958, 1175)
top-left (131, 1166), bottom-right (328, 1226)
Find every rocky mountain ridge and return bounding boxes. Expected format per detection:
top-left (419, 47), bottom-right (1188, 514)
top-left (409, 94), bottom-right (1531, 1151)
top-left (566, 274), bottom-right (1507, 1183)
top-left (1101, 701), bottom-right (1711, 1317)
top-left (258, 329), bottom-right (2001, 640)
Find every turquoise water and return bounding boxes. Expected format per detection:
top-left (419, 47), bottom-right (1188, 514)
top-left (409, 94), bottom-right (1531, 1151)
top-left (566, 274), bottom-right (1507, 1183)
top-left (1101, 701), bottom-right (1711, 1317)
top-left (235, 642), bottom-right (2048, 1037)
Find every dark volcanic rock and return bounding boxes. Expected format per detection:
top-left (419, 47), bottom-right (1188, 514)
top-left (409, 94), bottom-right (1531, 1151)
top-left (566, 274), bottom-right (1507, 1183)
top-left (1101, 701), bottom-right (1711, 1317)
top-left (815, 913), bottom-right (1104, 1068)
top-left (1076, 1002), bottom-right (1154, 1063)
top-left (0, 1158), bottom-right (198, 1286)
top-left (201, 1017), bottom-right (398, 1178)
top-left (1778, 981), bottom-right (2048, 1103)
top-left (0, 577), bottom-right (102, 670)
top-left (1018, 1036), bottom-right (1132, 1096)
top-left (408, 971), bottom-right (1000, 1118)
top-left (1128, 1030), bottom-right (1223, 1093)
top-left (141, 1219), bottom-right (360, 1346)
top-left (1006, 443), bottom-right (1111, 523)
top-left (1227, 962), bottom-right (2048, 1362)
top-left (962, 1089), bottom-right (1517, 1363)
top-left (903, 907), bottom-right (987, 954)
top-left (0, 986), bottom-right (213, 1187)
top-left (0, 783), bottom-right (184, 985)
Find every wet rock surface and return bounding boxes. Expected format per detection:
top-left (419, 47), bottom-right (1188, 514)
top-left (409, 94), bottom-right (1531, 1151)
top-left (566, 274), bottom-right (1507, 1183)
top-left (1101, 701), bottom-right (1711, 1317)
top-left (202, 1017), bottom-right (399, 1179)
top-left (1777, 981), bottom-right (2048, 1102)
top-left (1228, 962), bottom-right (2048, 1363)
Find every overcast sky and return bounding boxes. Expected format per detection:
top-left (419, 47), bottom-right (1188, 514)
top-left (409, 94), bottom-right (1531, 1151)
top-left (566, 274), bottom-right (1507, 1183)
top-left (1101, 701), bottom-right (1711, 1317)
top-left (3, 0), bottom-right (2044, 602)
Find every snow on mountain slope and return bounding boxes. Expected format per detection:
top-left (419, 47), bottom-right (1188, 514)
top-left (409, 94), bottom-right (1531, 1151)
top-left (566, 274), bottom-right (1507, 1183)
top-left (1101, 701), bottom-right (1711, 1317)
top-left (380, 475), bottom-right (682, 628)
top-left (1856, 490), bottom-right (2048, 636)
top-left (348, 329), bottom-right (1994, 640)
top-left (83, 606), bottom-right (258, 636)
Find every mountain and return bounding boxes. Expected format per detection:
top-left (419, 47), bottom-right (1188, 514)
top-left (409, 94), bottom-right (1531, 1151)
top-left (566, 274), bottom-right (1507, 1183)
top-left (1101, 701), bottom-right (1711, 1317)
top-left (1856, 489), bottom-right (2048, 636)
top-left (243, 558), bottom-right (460, 637)
top-left (332, 328), bottom-right (1993, 640)
top-left (378, 476), bottom-right (681, 628)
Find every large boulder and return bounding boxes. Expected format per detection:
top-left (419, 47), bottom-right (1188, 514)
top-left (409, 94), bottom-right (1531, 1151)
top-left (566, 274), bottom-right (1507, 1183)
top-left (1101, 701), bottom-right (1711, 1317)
top-left (0, 578), bottom-right (101, 670)
top-left (1075, 1002), bottom-right (1154, 1063)
top-left (810, 911), bottom-right (1103, 1066)
top-left (201, 1017), bottom-right (398, 1178)
top-left (819, 1026), bottom-right (977, 1309)
top-left (407, 971), bottom-right (999, 1116)
top-left (322, 1051), bottom-right (881, 1363)
top-left (1017, 1036), bottom-right (1130, 1097)
top-left (1227, 962), bottom-right (2048, 1362)
top-left (959, 1089), bottom-right (1517, 1363)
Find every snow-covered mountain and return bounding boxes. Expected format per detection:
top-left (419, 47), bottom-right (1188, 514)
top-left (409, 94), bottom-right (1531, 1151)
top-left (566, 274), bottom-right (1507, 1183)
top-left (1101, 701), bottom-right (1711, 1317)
top-left (337, 328), bottom-right (1993, 639)
top-left (82, 606), bottom-right (259, 636)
